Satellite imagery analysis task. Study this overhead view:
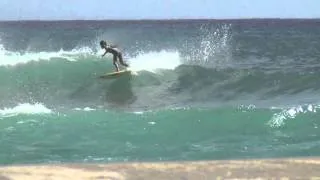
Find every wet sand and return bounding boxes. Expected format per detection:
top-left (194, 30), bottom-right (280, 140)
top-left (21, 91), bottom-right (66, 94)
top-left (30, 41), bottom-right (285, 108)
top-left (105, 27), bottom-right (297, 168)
top-left (0, 157), bottom-right (319, 180)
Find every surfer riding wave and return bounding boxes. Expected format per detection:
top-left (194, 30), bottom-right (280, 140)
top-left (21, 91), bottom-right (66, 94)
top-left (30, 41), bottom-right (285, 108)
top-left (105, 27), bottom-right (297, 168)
top-left (100, 40), bottom-right (129, 72)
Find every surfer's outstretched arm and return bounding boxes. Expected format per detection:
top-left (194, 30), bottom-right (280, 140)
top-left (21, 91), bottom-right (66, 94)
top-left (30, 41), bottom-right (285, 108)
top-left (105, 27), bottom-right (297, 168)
top-left (102, 48), bottom-right (109, 57)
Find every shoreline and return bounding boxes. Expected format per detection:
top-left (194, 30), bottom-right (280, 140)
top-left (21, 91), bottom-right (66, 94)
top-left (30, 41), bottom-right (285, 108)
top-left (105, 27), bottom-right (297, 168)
top-left (0, 157), bottom-right (319, 180)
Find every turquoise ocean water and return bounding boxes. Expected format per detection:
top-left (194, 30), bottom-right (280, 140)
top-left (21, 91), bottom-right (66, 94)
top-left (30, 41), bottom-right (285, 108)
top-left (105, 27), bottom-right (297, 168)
top-left (0, 19), bottom-right (319, 165)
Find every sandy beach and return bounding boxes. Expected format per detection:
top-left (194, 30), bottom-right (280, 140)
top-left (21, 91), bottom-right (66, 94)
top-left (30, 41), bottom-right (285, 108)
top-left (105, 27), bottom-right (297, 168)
top-left (0, 157), bottom-right (319, 180)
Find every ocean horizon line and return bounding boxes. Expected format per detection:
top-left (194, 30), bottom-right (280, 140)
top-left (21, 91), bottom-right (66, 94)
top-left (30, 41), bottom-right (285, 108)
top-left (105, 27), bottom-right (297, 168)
top-left (1, 17), bottom-right (320, 23)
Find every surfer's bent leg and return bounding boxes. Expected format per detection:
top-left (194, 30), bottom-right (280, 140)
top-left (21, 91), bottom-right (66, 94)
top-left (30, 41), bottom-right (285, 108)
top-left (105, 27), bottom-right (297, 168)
top-left (118, 52), bottom-right (129, 67)
top-left (113, 55), bottom-right (120, 72)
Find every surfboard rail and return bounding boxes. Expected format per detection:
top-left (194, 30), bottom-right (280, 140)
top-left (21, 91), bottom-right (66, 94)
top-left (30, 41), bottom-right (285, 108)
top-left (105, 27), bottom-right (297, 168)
top-left (99, 70), bottom-right (131, 79)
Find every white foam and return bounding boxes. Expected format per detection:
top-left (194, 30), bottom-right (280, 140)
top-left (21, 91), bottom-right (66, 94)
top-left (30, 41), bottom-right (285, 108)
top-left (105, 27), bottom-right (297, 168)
top-left (0, 103), bottom-right (52, 117)
top-left (133, 111), bottom-right (144, 115)
top-left (268, 104), bottom-right (318, 127)
top-left (73, 107), bottom-right (96, 111)
top-left (127, 50), bottom-right (181, 72)
top-left (0, 44), bottom-right (95, 67)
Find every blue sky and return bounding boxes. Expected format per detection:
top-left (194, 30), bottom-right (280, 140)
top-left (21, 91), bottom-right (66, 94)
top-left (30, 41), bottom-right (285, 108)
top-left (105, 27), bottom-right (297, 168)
top-left (0, 0), bottom-right (319, 20)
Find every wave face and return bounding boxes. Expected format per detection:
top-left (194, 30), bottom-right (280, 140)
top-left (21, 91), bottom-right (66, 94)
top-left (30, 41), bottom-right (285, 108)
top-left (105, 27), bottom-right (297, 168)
top-left (0, 19), bottom-right (320, 164)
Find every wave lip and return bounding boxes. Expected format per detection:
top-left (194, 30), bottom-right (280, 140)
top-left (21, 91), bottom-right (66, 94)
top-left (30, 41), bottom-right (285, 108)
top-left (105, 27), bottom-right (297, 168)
top-left (0, 103), bottom-right (52, 118)
top-left (0, 44), bottom-right (95, 67)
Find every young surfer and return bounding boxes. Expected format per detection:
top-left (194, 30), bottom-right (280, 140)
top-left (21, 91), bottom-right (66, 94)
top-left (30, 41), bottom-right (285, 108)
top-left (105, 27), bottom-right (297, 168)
top-left (100, 40), bottom-right (129, 72)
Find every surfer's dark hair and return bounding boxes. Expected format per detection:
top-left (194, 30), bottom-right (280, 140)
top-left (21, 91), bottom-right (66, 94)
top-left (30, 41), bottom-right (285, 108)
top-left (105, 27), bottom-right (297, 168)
top-left (100, 40), bottom-right (107, 46)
